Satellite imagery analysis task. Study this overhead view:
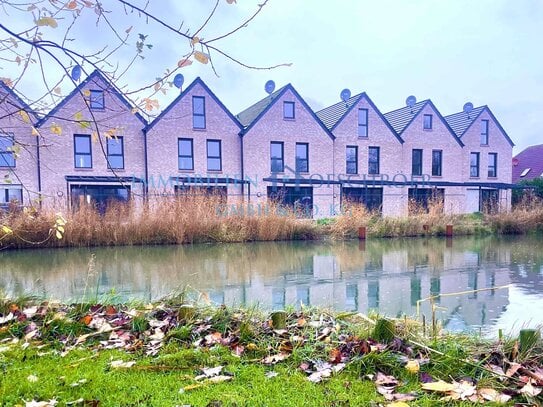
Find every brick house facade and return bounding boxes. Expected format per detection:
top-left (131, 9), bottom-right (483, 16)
top-left (145, 77), bottom-right (243, 201)
top-left (1, 72), bottom-right (515, 217)
top-left (0, 81), bottom-right (39, 209)
top-left (36, 71), bottom-right (147, 211)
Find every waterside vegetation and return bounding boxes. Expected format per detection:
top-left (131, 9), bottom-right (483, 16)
top-left (1, 196), bottom-right (543, 249)
top-left (0, 295), bottom-right (541, 406)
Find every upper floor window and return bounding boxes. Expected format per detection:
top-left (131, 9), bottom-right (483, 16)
top-left (346, 146), bottom-right (358, 174)
top-left (0, 134), bottom-right (15, 168)
top-left (283, 101), bottom-right (295, 119)
top-left (207, 139), bottom-right (221, 171)
top-left (74, 134), bottom-right (92, 168)
top-left (481, 120), bottom-right (489, 145)
top-left (423, 114), bottom-right (433, 130)
top-left (192, 96), bottom-right (206, 129)
top-left (107, 137), bottom-right (124, 169)
top-left (368, 146), bottom-right (380, 175)
top-left (432, 150), bottom-right (442, 176)
top-left (89, 90), bottom-right (104, 110)
top-left (178, 138), bottom-right (194, 170)
top-left (358, 108), bottom-right (368, 137)
top-left (488, 153), bottom-right (497, 178)
top-left (0, 187), bottom-right (22, 209)
top-left (412, 149), bottom-right (423, 175)
top-left (296, 143), bottom-right (309, 173)
top-left (470, 152), bottom-right (480, 177)
top-left (270, 141), bottom-right (284, 173)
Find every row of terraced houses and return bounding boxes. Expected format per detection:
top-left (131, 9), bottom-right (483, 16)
top-left (0, 71), bottom-right (515, 217)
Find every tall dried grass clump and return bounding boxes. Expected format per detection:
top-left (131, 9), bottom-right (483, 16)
top-left (331, 199), bottom-right (465, 239)
top-left (0, 195), bottom-right (319, 249)
top-left (487, 198), bottom-right (543, 234)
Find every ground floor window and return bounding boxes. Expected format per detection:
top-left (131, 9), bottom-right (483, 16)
top-left (267, 186), bottom-right (313, 217)
top-left (70, 185), bottom-right (130, 213)
top-left (480, 189), bottom-right (499, 214)
top-left (0, 187), bottom-right (22, 210)
top-left (342, 187), bottom-right (383, 213)
top-left (408, 188), bottom-right (444, 214)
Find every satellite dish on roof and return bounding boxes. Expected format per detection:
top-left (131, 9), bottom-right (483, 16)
top-left (463, 102), bottom-right (474, 118)
top-left (340, 88), bottom-right (351, 102)
top-left (173, 74), bottom-right (184, 90)
top-left (406, 95), bottom-right (417, 108)
top-left (265, 80), bottom-right (275, 95)
top-left (406, 95), bottom-right (417, 113)
top-left (71, 65), bottom-right (82, 82)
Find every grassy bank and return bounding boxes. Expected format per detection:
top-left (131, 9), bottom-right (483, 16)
top-left (1, 197), bottom-right (543, 249)
top-left (0, 297), bottom-right (542, 406)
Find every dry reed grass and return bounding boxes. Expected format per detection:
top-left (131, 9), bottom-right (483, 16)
top-left (0, 195), bottom-right (319, 249)
top-left (486, 198), bottom-right (543, 234)
top-left (2, 195), bottom-right (543, 249)
top-left (329, 198), bottom-right (463, 239)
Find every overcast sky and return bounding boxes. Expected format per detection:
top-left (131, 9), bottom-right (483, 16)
top-left (6, 0), bottom-right (543, 153)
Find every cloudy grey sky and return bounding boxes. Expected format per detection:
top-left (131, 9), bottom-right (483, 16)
top-left (5, 0), bottom-right (542, 153)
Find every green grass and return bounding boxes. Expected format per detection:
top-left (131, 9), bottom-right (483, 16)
top-left (0, 344), bottom-right (488, 406)
top-left (0, 301), bottom-right (539, 406)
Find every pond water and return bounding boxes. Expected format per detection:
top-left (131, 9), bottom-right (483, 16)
top-left (1, 236), bottom-right (543, 335)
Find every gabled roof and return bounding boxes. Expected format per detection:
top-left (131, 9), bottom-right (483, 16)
top-left (444, 105), bottom-right (486, 137)
top-left (145, 77), bottom-right (242, 132)
top-left (384, 100), bottom-right (464, 147)
top-left (237, 86), bottom-right (287, 128)
top-left (0, 80), bottom-right (38, 123)
top-left (236, 84), bottom-right (334, 139)
top-left (383, 100), bottom-right (428, 135)
top-left (512, 144), bottom-right (543, 183)
top-left (316, 92), bottom-right (403, 143)
top-left (445, 106), bottom-right (514, 147)
top-left (36, 70), bottom-right (147, 127)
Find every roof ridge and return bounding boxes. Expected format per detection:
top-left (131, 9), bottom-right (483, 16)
top-left (236, 84), bottom-right (288, 118)
top-left (383, 99), bottom-right (429, 115)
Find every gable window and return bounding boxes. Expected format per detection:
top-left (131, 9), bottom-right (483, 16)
top-left (488, 153), bottom-right (497, 178)
top-left (358, 108), bottom-right (368, 137)
top-left (346, 146), bottom-right (358, 174)
top-left (74, 134), bottom-right (92, 168)
top-left (283, 101), bottom-right (295, 119)
top-left (107, 137), bottom-right (124, 169)
top-left (368, 146), bottom-right (380, 175)
top-left (0, 134), bottom-right (15, 168)
top-left (178, 138), bottom-right (194, 170)
top-left (192, 96), bottom-right (206, 129)
top-left (423, 114), bottom-right (433, 130)
top-left (270, 141), bottom-right (284, 172)
top-left (412, 149), bottom-right (423, 175)
top-left (470, 152), bottom-right (480, 177)
top-left (481, 120), bottom-right (489, 145)
top-left (432, 150), bottom-right (442, 176)
top-left (0, 187), bottom-right (22, 209)
top-left (296, 143), bottom-right (309, 173)
top-left (89, 90), bottom-right (104, 110)
top-left (206, 139), bottom-right (221, 171)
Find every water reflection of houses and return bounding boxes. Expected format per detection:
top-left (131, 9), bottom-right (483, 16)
top-left (0, 237), bottom-right (518, 328)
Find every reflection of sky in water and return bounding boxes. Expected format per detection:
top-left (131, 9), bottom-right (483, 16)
top-left (0, 235), bottom-right (543, 334)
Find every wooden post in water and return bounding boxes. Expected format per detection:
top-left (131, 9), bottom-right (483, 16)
top-left (358, 226), bottom-right (366, 240)
top-left (445, 224), bottom-right (453, 237)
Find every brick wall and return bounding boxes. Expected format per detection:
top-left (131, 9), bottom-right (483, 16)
top-left (37, 75), bottom-right (146, 209)
top-left (0, 87), bottom-right (39, 207)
